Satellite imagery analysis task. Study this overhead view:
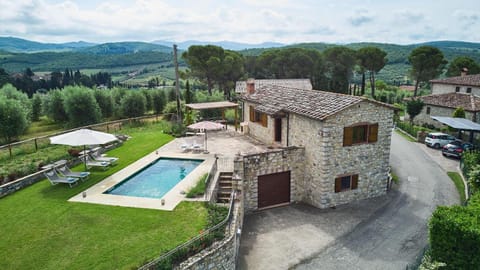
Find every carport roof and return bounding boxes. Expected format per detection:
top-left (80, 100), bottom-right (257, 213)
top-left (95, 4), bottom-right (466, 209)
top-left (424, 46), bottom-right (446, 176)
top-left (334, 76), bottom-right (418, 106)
top-left (431, 116), bottom-right (480, 131)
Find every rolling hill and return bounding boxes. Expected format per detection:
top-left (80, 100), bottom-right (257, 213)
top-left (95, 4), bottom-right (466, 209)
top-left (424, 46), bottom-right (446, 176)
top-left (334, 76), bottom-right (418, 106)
top-left (1, 37), bottom-right (479, 85)
top-left (0, 36), bottom-right (95, 53)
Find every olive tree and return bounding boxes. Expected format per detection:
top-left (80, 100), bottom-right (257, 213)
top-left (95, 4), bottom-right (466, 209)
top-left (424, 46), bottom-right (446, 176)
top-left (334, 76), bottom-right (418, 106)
top-left (63, 86), bottom-right (102, 127)
top-left (120, 91), bottom-right (146, 118)
top-left (0, 98), bottom-right (29, 143)
top-left (31, 93), bottom-right (43, 121)
top-left (43, 89), bottom-right (68, 122)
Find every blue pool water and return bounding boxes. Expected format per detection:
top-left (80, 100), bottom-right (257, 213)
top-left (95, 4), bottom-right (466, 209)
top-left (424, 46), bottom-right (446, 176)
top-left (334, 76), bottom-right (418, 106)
top-left (105, 158), bottom-right (203, 199)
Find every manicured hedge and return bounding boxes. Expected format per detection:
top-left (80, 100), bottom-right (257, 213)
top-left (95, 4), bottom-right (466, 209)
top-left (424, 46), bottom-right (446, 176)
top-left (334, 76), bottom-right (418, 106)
top-left (429, 193), bottom-right (480, 269)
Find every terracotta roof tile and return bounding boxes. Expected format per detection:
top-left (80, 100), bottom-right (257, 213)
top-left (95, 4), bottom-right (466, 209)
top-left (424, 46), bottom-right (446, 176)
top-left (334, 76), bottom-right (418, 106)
top-left (430, 74), bottom-right (480, 87)
top-left (416, 92), bottom-right (480, 112)
top-left (241, 85), bottom-right (370, 120)
top-left (235, 79), bottom-right (312, 93)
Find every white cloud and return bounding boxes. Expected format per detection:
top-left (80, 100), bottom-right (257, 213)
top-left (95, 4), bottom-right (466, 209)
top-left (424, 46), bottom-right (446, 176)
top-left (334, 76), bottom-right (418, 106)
top-left (0, 0), bottom-right (478, 44)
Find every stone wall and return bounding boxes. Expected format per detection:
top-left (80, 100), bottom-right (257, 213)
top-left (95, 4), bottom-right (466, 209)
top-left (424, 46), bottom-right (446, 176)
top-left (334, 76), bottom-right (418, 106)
top-left (234, 147), bottom-right (305, 213)
top-left (177, 194), bottom-right (244, 270)
top-left (289, 100), bottom-right (394, 208)
top-left (0, 169), bottom-right (49, 198)
top-left (432, 83), bottom-right (480, 96)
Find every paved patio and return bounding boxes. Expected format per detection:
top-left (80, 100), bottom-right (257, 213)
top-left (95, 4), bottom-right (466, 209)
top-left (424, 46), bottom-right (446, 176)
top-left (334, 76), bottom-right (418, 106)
top-left (70, 129), bottom-right (269, 210)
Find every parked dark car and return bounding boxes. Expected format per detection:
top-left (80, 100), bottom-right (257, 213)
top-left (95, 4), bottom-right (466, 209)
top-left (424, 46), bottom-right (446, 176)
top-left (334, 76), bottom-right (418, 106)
top-left (442, 141), bottom-right (475, 158)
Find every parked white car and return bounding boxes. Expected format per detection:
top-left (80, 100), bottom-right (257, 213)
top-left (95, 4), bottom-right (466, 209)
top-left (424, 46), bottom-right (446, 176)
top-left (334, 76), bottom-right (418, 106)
top-left (425, 132), bottom-right (456, 149)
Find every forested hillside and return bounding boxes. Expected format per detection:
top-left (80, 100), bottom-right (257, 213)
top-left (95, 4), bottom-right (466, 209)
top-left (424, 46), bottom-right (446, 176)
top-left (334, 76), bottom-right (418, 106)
top-left (0, 50), bottom-right (174, 71)
top-left (240, 41), bottom-right (480, 83)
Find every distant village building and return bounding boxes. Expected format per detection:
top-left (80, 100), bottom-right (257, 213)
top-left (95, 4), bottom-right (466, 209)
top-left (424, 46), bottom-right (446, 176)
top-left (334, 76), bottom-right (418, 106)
top-left (407, 71), bottom-right (480, 127)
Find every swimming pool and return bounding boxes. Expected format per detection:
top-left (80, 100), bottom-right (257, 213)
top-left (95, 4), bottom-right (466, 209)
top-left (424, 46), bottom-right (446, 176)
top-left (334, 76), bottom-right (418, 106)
top-left (104, 158), bottom-right (203, 199)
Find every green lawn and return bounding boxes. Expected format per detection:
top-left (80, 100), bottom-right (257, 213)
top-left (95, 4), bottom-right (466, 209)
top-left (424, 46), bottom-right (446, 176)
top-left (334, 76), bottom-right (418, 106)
top-left (395, 129), bottom-right (416, 142)
top-left (0, 122), bottom-right (209, 270)
top-left (447, 172), bottom-right (467, 205)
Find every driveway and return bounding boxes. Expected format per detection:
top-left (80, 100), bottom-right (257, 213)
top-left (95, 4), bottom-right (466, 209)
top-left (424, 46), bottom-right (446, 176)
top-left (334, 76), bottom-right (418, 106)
top-left (238, 131), bottom-right (459, 270)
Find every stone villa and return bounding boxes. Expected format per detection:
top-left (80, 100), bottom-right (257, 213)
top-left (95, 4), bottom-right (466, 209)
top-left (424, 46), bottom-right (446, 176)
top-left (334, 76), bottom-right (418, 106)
top-left (236, 79), bottom-right (395, 210)
top-left (408, 72), bottom-right (480, 127)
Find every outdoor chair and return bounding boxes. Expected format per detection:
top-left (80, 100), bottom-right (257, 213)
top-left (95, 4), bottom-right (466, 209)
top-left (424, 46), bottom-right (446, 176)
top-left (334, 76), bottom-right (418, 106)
top-left (44, 169), bottom-right (79, 188)
top-left (191, 140), bottom-right (203, 153)
top-left (85, 155), bottom-right (110, 170)
top-left (55, 165), bottom-right (90, 181)
top-left (181, 143), bottom-right (190, 152)
top-left (89, 151), bottom-right (119, 164)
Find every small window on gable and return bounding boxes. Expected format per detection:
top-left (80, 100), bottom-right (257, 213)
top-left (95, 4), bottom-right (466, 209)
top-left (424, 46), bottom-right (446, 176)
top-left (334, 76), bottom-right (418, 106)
top-left (455, 86), bottom-right (460, 92)
top-left (426, 107), bottom-right (431, 114)
top-left (335, 174), bottom-right (359, 193)
top-left (467, 87), bottom-right (472, 93)
top-left (343, 123), bottom-right (378, 146)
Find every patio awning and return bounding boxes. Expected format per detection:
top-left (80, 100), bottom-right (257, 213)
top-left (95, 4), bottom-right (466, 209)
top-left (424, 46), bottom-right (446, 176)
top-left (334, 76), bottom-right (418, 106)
top-left (185, 101), bottom-right (238, 110)
top-left (185, 101), bottom-right (240, 131)
top-left (431, 116), bottom-right (480, 131)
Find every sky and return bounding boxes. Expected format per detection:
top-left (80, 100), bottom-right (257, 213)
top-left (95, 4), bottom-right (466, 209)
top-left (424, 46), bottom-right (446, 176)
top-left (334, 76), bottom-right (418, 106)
top-left (0, 0), bottom-right (479, 45)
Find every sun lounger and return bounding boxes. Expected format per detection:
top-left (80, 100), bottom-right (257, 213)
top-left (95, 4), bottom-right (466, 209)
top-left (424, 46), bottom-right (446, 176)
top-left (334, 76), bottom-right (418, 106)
top-left (89, 151), bottom-right (119, 164)
top-left (181, 143), bottom-right (190, 152)
top-left (85, 156), bottom-right (110, 170)
top-left (55, 165), bottom-right (90, 181)
top-left (191, 141), bottom-right (203, 153)
top-left (44, 169), bottom-right (78, 188)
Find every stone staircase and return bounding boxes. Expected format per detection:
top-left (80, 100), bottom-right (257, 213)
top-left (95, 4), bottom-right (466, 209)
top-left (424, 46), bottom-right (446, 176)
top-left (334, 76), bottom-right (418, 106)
top-left (216, 172), bottom-right (234, 203)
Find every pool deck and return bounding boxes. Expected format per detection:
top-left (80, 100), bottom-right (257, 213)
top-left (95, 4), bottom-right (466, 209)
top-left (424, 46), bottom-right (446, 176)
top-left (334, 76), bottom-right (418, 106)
top-left (69, 129), bottom-right (270, 211)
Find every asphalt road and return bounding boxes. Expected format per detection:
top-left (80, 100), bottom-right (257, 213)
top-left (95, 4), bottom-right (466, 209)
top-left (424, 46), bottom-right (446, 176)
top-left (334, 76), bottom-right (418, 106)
top-left (292, 131), bottom-right (459, 270)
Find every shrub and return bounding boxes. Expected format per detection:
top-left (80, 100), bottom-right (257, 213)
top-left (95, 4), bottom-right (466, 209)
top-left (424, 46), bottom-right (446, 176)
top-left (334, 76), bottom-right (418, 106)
top-left (429, 193), bottom-right (480, 269)
top-left (461, 151), bottom-right (480, 181)
top-left (468, 164), bottom-right (480, 194)
top-left (186, 173), bottom-right (208, 198)
top-left (395, 121), bottom-right (430, 138)
top-left (163, 101), bottom-right (183, 121)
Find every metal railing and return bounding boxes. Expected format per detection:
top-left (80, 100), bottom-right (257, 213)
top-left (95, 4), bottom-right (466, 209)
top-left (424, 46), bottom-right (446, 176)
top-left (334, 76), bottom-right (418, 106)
top-left (139, 191), bottom-right (236, 270)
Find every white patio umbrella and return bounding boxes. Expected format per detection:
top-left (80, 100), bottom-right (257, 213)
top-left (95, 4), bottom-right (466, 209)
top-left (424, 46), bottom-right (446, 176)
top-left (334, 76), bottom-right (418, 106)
top-left (50, 129), bottom-right (118, 170)
top-left (187, 121), bottom-right (224, 153)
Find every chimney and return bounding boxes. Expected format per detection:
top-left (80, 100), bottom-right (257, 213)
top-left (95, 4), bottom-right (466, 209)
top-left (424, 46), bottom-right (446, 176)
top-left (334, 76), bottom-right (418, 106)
top-left (246, 78), bottom-right (255, 94)
top-left (461, 67), bottom-right (468, 77)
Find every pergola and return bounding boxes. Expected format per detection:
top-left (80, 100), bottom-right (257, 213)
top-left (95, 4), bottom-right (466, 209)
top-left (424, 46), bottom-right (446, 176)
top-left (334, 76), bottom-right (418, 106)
top-left (185, 101), bottom-right (239, 131)
top-left (431, 116), bottom-right (480, 142)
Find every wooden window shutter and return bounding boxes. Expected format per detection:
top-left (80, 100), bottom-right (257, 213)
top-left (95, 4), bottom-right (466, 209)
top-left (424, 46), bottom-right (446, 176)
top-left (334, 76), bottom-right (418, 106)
top-left (335, 177), bottom-right (342, 193)
top-left (343, 126), bottom-right (353, 146)
top-left (249, 106), bottom-right (254, 122)
top-left (368, 123), bottom-right (378, 143)
top-left (261, 113), bottom-right (268, 127)
top-left (351, 174), bottom-right (358, 190)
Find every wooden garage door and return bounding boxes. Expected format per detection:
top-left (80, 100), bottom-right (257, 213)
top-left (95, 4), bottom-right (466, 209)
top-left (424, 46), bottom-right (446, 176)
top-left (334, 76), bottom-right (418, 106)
top-left (258, 171), bottom-right (291, 209)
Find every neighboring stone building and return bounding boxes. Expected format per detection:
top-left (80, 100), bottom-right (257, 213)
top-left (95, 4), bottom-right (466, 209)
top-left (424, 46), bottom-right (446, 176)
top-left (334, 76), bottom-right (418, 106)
top-left (430, 73), bottom-right (480, 96)
top-left (234, 78), bottom-right (312, 93)
top-left (410, 92), bottom-right (480, 128)
top-left (237, 80), bottom-right (395, 210)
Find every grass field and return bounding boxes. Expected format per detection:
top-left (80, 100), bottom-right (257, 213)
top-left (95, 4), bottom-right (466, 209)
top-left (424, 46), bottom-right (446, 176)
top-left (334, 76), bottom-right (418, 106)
top-left (0, 122), bottom-right (209, 270)
top-left (447, 171), bottom-right (467, 204)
